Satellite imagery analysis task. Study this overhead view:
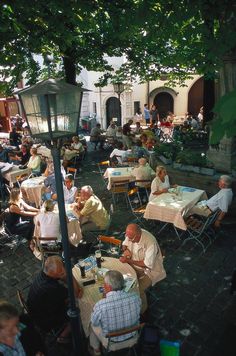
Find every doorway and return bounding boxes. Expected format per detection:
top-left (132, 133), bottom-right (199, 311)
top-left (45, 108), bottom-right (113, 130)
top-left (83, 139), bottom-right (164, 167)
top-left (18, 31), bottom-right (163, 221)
top-left (188, 77), bottom-right (204, 116)
top-left (154, 93), bottom-right (174, 119)
top-left (106, 97), bottom-right (121, 128)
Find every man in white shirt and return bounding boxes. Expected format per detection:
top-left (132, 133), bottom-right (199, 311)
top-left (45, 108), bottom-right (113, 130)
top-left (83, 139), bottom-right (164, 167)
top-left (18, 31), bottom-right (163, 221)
top-left (119, 224), bottom-right (166, 313)
top-left (109, 142), bottom-right (127, 165)
top-left (189, 175), bottom-right (233, 227)
top-left (106, 122), bottom-right (118, 138)
top-left (63, 174), bottom-right (78, 204)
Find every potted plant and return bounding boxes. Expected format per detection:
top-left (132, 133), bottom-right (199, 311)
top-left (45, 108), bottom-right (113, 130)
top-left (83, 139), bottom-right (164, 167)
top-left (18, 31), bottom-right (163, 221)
top-left (154, 142), bottom-right (181, 165)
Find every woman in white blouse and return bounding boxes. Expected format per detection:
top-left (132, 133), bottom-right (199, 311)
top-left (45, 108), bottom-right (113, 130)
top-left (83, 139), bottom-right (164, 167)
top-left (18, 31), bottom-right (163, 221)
top-left (149, 165), bottom-right (175, 201)
top-left (27, 147), bottom-right (41, 176)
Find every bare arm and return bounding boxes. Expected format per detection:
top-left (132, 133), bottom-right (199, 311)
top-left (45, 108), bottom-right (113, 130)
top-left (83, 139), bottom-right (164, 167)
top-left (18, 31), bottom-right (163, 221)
top-left (10, 204), bottom-right (38, 217)
top-left (214, 211), bottom-right (226, 228)
top-left (21, 200), bottom-right (40, 212)
top-left (119, 255), bottom-right (147, 268)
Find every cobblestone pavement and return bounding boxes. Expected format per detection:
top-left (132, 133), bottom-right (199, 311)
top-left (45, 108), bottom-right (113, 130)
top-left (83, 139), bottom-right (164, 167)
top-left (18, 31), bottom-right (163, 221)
top-left (0, 144), bottom-right (236, 356)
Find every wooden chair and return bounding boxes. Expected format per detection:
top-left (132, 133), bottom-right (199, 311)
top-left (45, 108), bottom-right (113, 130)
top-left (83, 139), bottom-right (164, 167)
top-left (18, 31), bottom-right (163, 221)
top-left (134, 179), bottom-right (152, 202)
top-left (103, 323), bottom-right (145, 354)
top-left (67, 167), bottom-right (78, 180)
top-left (110, 179), bottom-right (129, 206)
top-left (126, 157), bottom-right (139, 167)
top-left (97, 234), bottom-right (122, 256)
top-left (33, 237), bottom-right (62, 267)
top-left (17, 289), bottom-right (29, 315)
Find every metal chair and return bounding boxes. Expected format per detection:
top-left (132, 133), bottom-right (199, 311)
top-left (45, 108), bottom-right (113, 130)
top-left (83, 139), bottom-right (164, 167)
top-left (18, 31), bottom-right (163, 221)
top-left (0, 210), bottom-right (25, 257)
top-left (97, 160), bottom-right (110, 189)
top-left (15, 173), bottom-right (29, 187)
top-left (32, 237), bottom-right (62, 267)
top-left (97, 234), bottom-right (122, 257)
top-left (127, 187), bottom-right (147, 226)
top-left (103, 323), bottom-right (145, 355)
top-left (183, 209), bottom-right (220, 252)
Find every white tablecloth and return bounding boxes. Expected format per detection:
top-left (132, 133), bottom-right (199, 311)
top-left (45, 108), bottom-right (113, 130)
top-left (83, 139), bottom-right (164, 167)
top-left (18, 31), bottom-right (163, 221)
top-left (73, 257), bottom-right (139, 336)
top-left (103, 167), bottom-right (134, 190)
top-left (144, 187), bottom-right (207, 230)
top-left (2, 166), bottom-right (31, 185)
top-left (21, 176), bottom-right (46, 207)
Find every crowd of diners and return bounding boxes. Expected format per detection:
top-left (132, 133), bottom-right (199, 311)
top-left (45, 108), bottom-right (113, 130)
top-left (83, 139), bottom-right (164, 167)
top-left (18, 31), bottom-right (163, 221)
top-left (0, 119), bottom-right (234, 356)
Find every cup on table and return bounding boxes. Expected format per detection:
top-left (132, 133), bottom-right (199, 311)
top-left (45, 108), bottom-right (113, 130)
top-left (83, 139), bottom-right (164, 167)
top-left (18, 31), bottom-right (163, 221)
top-left (78, 259), bottom-right (86, 278)
top-left (95, 250), bottom-right (102, 268)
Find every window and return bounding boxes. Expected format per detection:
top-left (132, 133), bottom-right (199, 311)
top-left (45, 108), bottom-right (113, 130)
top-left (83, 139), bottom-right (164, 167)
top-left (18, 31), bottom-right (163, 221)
top-left (134, 101), bottom-right (141, 115)
top-left (93, 102), bottom-right (97, 114)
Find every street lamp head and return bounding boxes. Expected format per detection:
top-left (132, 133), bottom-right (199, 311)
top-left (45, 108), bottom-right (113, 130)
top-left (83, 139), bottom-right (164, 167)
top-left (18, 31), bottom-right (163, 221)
top-left (113, 82), bottom-right (125, 96)
top-left (17, 78), bottom-right (88, 142)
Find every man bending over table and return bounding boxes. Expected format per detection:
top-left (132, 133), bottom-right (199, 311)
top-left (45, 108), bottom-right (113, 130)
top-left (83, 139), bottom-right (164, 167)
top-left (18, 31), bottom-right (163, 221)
top-left (189, 175), bottom-right (233, 228)
top-left (89, 270), bottom-right (141, 356)
top-left (72, 185), bottom-right (110, 232)
top-left (119, 224), bottom-right (166, 314)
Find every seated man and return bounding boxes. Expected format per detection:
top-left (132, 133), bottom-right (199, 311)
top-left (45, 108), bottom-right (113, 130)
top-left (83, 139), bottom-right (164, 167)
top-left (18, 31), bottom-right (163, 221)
top-left (120, 224), bottom-right (166, 313)
top-left (189, 175), bottom-right (233, 227)
top-left (27, 256), bottom-right (83, 339)
top-left (73, 185), bottom-right (110, 232)
top-left (109, 142), bottom-right (127, 165)
top-left (106, 122), bottom-right (118, 138)
top-left (63, 174), bottom-right (78, 204)
top-left (89, 270), bottom-right (141, 355)
top-left (132, 158), bottom-right (155, 187)
top-left (90, 124), bottom-right (105, 150)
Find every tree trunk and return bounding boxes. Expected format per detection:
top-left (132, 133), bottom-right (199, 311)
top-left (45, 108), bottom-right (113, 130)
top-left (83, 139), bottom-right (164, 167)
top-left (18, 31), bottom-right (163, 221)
top-left (62, 50), bottom-right (77, 85)
top-left (207, 49), bottom-right (236, 172)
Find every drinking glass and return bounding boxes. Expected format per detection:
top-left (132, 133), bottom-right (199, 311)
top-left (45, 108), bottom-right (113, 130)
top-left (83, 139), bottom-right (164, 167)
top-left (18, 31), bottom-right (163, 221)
top-left (78, 259), bottom-right (86, 278)
top-left (95, 250), bottom-right (102, 268)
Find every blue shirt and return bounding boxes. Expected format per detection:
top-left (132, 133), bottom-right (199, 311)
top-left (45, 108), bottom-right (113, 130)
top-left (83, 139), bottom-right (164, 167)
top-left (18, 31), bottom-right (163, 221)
top-left (144, 107), bottom-right (150, 120)
top-left (91, 290), bottom-right (141, 342)
top-left (0, 335), bottom-right (26, 356)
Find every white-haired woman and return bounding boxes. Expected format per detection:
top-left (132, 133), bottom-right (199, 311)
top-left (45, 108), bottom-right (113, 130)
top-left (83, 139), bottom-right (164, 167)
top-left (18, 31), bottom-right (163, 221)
top-left (149, 165), bottom-right (176, 201)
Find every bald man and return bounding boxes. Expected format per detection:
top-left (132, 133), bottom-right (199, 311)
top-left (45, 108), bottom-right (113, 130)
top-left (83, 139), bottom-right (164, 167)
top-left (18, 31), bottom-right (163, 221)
top-left (27, 256), bottom-right (83, 338)
top-left (120, 224), bottom-right (166, 313)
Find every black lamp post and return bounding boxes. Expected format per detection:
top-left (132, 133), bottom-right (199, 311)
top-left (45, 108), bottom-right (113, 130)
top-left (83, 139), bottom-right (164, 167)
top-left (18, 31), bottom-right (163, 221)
top-left (113, 82), bottom-right (125, 125)
top-left (17, 78), bottom-right (87, 355)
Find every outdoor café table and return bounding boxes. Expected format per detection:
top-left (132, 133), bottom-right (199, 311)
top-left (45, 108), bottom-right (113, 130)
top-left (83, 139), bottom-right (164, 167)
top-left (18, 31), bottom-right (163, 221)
top-left (103, 167), bottom-right (135, 190)
top-left (34, 203), bottom-right (82, 247)
top-left (72, 256), bottom-right (139, 336)
top-left (21, 175), bottom-right (46, 208)
top-left (2, 165), bottom-right (31, 186)
top-left (144, 186), bottom-right (207, 232)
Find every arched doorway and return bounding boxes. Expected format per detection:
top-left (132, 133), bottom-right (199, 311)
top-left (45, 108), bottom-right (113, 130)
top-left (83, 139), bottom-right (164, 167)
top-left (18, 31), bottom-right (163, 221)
top-left (154, 93), bottom-right (174, 119)
top-left (188, 77), bottom-right (203, 116)
top-left (106, 97), bottom-right (121, 128)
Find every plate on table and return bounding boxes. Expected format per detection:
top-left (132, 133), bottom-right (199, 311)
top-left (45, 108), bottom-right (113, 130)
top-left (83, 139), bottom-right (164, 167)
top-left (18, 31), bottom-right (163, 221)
top-left (112, 171), bottom-right (121, 176)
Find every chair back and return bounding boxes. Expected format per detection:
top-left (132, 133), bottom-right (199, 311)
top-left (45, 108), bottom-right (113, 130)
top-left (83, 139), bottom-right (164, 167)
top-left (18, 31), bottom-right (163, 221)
top-left (33, 237), bottom-right (62, 266)
top-left (97, 160), bottom-right (110, 175)
top-left (111, 180), bottom-right (129, 194)
top-left (67, 167), bottom-right (78, 180)
top-left (17, 289), bottom-right (29, 314)
top-left (105, 323), bottom-right (145, 353)
top-left (127, 187), bottom-right (142, 209)
top-left (98, 235), bottom-right (122, 256)
top-left (16, 173), bottom-right (29, 187)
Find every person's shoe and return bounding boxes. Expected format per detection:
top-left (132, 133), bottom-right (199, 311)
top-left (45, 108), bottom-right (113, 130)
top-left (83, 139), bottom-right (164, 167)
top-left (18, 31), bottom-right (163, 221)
top-left (88, 345), bottom-right (101, 356)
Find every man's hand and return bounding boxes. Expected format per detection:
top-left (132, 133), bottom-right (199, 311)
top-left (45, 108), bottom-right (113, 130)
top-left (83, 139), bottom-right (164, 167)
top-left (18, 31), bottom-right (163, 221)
top-left (123, 249), bottom-right (132, 258)
top-left (119, 256), bottom-right (128, 263)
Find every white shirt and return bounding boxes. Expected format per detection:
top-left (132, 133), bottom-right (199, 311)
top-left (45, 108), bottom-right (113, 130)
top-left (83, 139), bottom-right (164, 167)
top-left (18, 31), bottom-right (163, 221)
top-left (110, 148), bottom-right (126, 164)
top-left (123, 229), bottom-right (166, 286)
top-left (207, 188), bottom-right (233, 213)
top-left (106, 125), bottom-right (117, 137)
top-left (36, 211), bottom-right (60, 239)
top-left (71, 142), bottom-right (84, 152)
top-left (63, 185), bottom-right (78, 204)
top-left (149, 175), bottom-right (170, 201)
top-left (132, 164), bottom-right (155, 187)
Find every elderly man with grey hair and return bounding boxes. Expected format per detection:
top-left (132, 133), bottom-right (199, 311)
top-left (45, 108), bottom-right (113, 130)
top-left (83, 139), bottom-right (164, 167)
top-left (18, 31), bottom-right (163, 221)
top-left (189, 175), bottom-right (233, 227)
top-left (73, 185), bottom-right (110, 232)
top-left (89, 270), bottom-right (141, 356)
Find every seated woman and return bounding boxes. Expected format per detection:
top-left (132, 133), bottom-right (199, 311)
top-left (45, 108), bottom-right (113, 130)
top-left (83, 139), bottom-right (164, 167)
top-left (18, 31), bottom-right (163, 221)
top-left (5, 188), bottom-right (39, 241)
top-left (36, 199), bottom-right (60, 239)
top-left (27, 147), bottom-right (41, 176)
top-left (62, 136), bottom-right (84, 168)
top-left (149, 165), bottom-right (176, 201)
top-left (9, 144), bottom-right (30, 166)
